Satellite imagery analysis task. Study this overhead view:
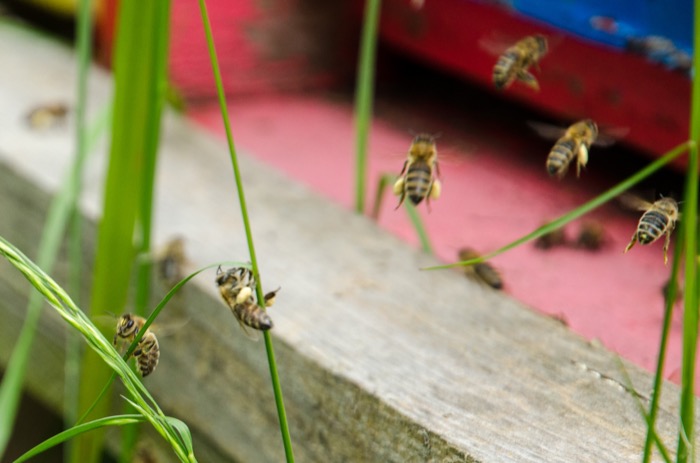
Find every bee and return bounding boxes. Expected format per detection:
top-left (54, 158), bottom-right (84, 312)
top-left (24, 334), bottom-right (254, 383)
top-left (157, 236), bottom-right (187, 288)
top-left (457, 248), bottom-right (503, 290)
top-left (25, 103), bottom-right (69, 130)
top-left (546, 119), bottom-right (599, 179)
top-left (394, 133), bottom-right (441, 210)
top-left (623, 196), bottom-right (679, 265)
top-left (534, 227), bottom-right (567, 250)
top-left (113, 314), bottom-right (160, 377)
top-left (215, 266), bottom-right (277, 333)
top-left (492, 35), bottom-right (548, 91)
top-left (574, 220), bottom-right (607, 251)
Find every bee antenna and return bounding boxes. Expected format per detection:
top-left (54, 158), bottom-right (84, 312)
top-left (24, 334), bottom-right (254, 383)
top-left (432, 132), bottom-right (443, 139)
top-left (216, 265), bottom-right (222, 274)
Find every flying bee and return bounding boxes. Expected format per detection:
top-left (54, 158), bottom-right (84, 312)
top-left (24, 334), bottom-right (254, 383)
top-left (534, 226), bottom-right (567, 250)
top-left (216, 266), bottom-right (277, 334)
top-left (25, 103), bottom-right (69, 130)
top-left (113, 314), bottom-right (160, 377)
top-left (394, 133), bottom-right (441, 210)
top-left (157, 236), bottom-right (187, 288)
top-left (574, 220), bottom-right (607, 251)
top-left (622, 196), bottom-right (679, 265)
top-left (492, 34), bottom-right (548, 91)
top-left (529, 119), bottom-right (626, 179)
top-left (457, 248), bottom-right (503, 290)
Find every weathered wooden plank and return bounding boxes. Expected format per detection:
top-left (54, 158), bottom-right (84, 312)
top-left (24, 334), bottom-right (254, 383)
top-left (0, 18), bottom-right (693, 463)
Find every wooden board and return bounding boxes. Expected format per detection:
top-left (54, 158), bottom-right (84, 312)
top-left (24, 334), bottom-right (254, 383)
top-left (0, 18), bottom-right (694, 463)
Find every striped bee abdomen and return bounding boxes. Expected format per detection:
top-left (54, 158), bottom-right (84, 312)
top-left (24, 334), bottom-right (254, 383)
top-left (638, 210), bottom-right (670, 244)
top-left (546, 139), bottom-right (577, 176)
top-left (405, 162), bottom-right (433, 205)
top-left (493, 52), bottom-right (517, 88)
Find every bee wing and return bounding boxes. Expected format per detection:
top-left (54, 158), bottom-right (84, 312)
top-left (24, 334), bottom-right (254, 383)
top-left (594, 127), bottom-right (629, 147)
top-left (618, 193), bottom-right (654, 211)
top-left (527, 121), bottom-right (566, 140)
top-left (236, 319), bottom-right (260, 342)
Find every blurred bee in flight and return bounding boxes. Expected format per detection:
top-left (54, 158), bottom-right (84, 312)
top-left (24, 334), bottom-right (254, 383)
top-left (492, 34), bottom-right (548, 91)
top-left (216, 266), bottom-right (279, 336)
top-left (623, 196), bottom-right (679, 265)
top-left (457, 248), bottom-right (503, 290)
top-left (157, 236), bottom-right (187, 289)
top-left (25, 103), bottom-right (69, 130)
top-left (394, 133), bottom-right (441, 211)
top-left (574, 220), bottom-right (607, 251)
top-left (113, 314), bottom-right (160, 377)
top-left (529, 119), bottom-right (623, 179)
top-left (534, 226), bottom-right (567, 250)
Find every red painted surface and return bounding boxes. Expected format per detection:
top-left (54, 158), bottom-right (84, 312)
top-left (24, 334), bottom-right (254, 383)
top-left (188, 94), bottom-right (689, 389)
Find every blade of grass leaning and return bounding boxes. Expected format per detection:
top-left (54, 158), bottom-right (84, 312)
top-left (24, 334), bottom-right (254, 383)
top-left (195, 1), bottom-right (294, 461)
top-left (71, 1), bottom-right (171, 461)
top-left (642, 226), bottom-right (685, 463)
top-left (0, 97), bottom-right (110, 459)
top-left (13, 415), bottom-right (146, 463)
top-left (353, 0), bottom-right (382, 214)
top-left (0, 236), bottom-right (195, 462)
top-left (423, 140), bottom-right (690, 270)
top-left (75, 261), bottom-right (251, 426)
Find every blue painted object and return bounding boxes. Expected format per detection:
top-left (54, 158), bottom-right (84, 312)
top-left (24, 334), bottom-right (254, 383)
top-left (510, 0), bottom-right (692, 73)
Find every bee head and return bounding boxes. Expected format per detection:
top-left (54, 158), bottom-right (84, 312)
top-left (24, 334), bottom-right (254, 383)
top-left (116, 314), bottom-right (138, 338)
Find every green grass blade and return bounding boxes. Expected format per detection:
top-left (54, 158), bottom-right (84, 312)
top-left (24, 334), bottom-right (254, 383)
top-left (372, 173), bottom-right (433, 254)
top-left (13, 415), bottom-right (145, 463)
top-left (353, 0), bottom-right (382, 214)
top-left (423, 141), bottom-right (690, 271)
top-left (405, 201), bottom-right (433, 255)
top-left (121, 2), bottom-right (171, 460)
top-left (65, 1), bottom-right (94, 458)
top-left (71, 1), bottom-right (171, 461)
top-left (614, 357), bottom-right (672, 463)
top-left (370, 173), bottom-right (394, 221)
top-left (195, 1), bottom-right (294, 460)
top-left (643, 226), bottom-right (685, 463)
top-left (677, 148), bottom-right (699, 463)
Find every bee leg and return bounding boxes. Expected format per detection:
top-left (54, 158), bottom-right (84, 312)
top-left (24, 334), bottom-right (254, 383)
top-left (624, 234), bottom-right (638, 254)
top-left (398, 160), bottom-right (408, 176)
top-left (576, 144), bottom-right (589, 178)
top-left (517, 71), bottom-right (540, 91)
top-left (663, 230), bottom-right (672, 265)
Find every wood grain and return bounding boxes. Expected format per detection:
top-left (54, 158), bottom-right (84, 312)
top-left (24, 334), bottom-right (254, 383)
top-left (0, 19), bottom-right (692, 462)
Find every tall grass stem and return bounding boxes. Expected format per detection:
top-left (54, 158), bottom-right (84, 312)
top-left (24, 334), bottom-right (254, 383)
top-left (195, 1), bottom-right (295, 460)
top-left (353, 0), bottom-right (382, 214)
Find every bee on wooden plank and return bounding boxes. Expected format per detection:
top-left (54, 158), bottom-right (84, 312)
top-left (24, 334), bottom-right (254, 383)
top-left (457, 248), bottom-right (503, 290)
